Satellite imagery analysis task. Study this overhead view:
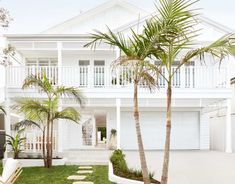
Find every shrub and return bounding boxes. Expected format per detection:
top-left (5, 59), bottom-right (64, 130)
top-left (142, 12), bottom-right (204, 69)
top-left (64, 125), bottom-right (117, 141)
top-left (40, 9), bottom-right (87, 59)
top-left (110, 149), bottom-right (160, 183)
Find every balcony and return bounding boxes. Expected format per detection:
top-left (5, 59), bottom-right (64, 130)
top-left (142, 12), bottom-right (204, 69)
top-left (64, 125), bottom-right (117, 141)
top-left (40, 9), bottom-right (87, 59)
top-left (6, 65), bottom-right (228, 89)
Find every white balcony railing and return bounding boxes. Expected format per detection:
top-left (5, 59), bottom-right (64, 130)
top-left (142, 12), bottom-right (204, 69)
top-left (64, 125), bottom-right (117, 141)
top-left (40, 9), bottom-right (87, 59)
top-left (6, 65), bottom-right (228, 89)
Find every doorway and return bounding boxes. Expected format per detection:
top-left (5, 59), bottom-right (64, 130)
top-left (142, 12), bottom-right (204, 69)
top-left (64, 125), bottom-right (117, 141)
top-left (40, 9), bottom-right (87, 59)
top-left (95, 113), bottom-right (107, 148)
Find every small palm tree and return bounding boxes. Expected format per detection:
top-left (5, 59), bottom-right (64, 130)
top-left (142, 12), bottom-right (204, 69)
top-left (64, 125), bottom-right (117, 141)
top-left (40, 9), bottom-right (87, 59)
top-left (15, 75), bottom-right (84, 168)
top-left (143, 0), bottom-right (235, 183)
top-left (6, 128), bottom-right (26, 159)
top-left (85, 28), bottom-right (157, 184)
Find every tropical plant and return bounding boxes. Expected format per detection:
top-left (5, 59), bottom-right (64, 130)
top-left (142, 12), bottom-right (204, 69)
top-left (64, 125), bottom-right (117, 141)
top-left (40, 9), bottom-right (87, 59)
top-left (14, 119), bottom-right (47, 166)
top-left (15, 74), bottom-right (84, 168)
top-left (142, 0), bottom-right (235, 183)
top-left (85, 28), bottom-right (158, 184)
top-left (6, 128), bottom-right (26, 159)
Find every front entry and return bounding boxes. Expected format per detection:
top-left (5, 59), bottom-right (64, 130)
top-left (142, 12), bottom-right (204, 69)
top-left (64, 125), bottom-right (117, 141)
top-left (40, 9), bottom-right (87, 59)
top-left (95, 113), bottom-right (107, 148)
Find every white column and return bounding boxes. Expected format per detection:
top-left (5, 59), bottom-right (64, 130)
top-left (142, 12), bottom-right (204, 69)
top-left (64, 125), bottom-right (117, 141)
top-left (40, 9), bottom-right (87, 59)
top-left (116, 98), bottom-right (121, 149)
top-left (226, 99), bottom-right (232, 153)
top-left (57, 42), bottom-right (63, 153)
top-left (116, 47), bottom-right (121, 87)
top-left (92, 116), bottom-right (96, 146)
top-left (57, 42), bottom-right (62, 84)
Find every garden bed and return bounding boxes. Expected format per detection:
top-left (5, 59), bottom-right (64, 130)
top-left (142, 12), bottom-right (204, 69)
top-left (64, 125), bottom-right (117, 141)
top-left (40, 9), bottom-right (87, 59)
top-left (109, 150), bottom-right (160, 184)
top-left (109, 162), bottom-right (160, 184)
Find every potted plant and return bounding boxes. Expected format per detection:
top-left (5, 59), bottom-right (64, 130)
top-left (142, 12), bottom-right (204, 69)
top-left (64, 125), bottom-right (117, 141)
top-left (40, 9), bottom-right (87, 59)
top-left (108, 129), bottom-right (117, 150)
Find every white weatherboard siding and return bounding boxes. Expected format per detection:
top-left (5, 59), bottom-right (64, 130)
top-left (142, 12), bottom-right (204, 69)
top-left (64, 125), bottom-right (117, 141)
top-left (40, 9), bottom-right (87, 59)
top-left (209, 116), bottom-right (226, 152)
top-left (120, 111), bottom-right (200, 150)
top-left (232, 115), bottom-right (235, 152)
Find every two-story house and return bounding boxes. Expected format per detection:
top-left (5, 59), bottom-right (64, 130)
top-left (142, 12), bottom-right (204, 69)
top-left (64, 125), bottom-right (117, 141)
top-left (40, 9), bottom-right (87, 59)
top-left (2, 0), bottom-right (235, 162)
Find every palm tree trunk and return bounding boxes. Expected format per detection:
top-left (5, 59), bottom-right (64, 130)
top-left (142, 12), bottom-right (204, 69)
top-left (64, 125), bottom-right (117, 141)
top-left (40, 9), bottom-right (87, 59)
top-left (46, 117), bottom-right (50, 168)
top-left (49, 122), bottom-right (54, 168)
top-left (133, 81), bottom-right (150, 184)
top-left (42, 127), bottom-right (46, 167)
top-left (161, 82), bottom-right (172, 184)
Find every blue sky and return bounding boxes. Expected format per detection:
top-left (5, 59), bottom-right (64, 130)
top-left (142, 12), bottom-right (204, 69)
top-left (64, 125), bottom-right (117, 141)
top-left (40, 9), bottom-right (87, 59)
top-left (1, 0), bottom-right (235, 33)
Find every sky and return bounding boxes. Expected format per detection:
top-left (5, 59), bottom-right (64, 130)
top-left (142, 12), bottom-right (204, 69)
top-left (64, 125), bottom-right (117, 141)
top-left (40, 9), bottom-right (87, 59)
top-left (1, 0), bottom-right (235, 34)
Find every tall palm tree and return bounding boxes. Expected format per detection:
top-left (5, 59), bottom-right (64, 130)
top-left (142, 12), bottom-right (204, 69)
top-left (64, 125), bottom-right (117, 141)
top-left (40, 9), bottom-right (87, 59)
top-left (15, 75), bottom-right (84, 168)
top-left (85, 29), bottom-right (158, 184)
top-left (143, 0), bottom-right (235, 183)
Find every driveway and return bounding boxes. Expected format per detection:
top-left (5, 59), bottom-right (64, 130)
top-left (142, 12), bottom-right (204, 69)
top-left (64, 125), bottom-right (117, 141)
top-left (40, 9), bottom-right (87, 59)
top-left (123, 151), bottom-right (235, 184)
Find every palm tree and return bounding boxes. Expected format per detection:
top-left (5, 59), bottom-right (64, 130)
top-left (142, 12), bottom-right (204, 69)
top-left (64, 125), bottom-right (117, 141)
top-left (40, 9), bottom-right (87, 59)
top-left (85, 29), bottom-right (157, 184)
top-left (15, 75), bottom-right (84, 168)
top-left (143, 0), bottom-right (235, 183)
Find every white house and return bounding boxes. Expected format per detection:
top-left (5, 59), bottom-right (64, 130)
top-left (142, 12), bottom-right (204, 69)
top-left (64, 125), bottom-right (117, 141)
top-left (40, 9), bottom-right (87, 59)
top-left (1, 0), bottom-right (235, 160)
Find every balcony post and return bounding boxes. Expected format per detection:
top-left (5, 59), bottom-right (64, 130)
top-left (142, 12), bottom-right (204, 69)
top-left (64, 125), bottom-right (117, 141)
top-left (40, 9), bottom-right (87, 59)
top-left (180, 65), bottom-right (186, 88)
top-left (88, 65), bottom-right (94, 88)
top-left (57, 42), bottom-right (62, 85)
top-left (57, 42), bottom-right (64, 153)
top-left (116, 47), bottom-right (121, 87)
top-left (116, 98), bottom-right (121, 149)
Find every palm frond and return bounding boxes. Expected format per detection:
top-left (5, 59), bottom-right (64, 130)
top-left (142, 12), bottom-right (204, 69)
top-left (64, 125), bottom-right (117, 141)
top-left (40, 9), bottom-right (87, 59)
top-left (54, 86), bottom-right (85, 106)
top-left (14, 120), bottom-right (42, 131)
top-left (22, 74), bottom-right (53, 96)
top-left (14, 98), bottom-right (49, 121)
top-left (173, 34), bottom-right (235, 75)
top-left (0, 106), bottom-right (6, 114)
top-left (54, 107), bottom-right (80, 123)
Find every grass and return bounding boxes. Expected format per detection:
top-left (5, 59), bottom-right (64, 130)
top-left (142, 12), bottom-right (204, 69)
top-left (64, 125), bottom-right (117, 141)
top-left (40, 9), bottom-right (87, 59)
top-left (0, 161), bottom-right (115, 184)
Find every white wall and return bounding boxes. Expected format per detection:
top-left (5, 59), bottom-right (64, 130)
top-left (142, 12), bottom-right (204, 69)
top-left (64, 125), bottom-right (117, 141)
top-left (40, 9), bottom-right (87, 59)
top-left (209, 115), bottom-right (226, 151)
top-left (106, 109), bottom-right (117, 145)
top-left (61, 52), bottom-right (116, 66)
top-left (0, 65), bottom-right (5, 103)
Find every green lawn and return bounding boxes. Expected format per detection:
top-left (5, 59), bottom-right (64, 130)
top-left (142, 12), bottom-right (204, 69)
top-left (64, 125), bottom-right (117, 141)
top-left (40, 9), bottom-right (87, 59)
top-left (0, 161), bottom-right (114, 184)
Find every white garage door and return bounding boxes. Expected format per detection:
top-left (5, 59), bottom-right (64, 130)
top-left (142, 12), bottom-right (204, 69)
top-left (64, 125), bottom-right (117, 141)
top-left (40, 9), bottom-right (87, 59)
top-left (120, 111), bottom-right (199, 150)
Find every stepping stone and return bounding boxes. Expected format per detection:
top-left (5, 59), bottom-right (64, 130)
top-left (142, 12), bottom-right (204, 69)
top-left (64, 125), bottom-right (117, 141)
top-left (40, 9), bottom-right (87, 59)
top-left (67, 175), bottom-right (86, 180)
top-left (73, 182), bottom-right (94, 184)
top-left (79, 166), bottom-right (93, 170)
top-left (77, 170), bottom-right (93, 174)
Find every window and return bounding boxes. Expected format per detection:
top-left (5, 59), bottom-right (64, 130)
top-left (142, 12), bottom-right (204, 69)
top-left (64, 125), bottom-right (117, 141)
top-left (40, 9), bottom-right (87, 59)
top-left (79, 60), bottom-right (90, 66)
top-left (94, 60), bottom-right (105, 66)
top-left (26, 58), bottom-right (58, 66)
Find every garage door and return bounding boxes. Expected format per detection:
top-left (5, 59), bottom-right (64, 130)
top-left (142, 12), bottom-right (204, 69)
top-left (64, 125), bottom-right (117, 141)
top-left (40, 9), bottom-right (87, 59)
top-left (120, 111), bottom-right (199, 150)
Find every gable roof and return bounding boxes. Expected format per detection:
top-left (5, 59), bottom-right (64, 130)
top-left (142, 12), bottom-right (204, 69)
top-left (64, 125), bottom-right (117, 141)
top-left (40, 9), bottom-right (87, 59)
top-left (42, 0), bottom-right (148, 34)
top-left (113, 12), bottom-right (235, 34)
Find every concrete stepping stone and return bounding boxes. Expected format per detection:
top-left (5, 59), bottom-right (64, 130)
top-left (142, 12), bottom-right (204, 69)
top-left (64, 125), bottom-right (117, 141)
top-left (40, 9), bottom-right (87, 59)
top-left (78, 166), bottom-right (93, 170)
top-left (67, 175), bottom-right (86, 180)
top-left (73, 182), bottom-right (94, 184)
top-left (77, 170), bottom-right (93, 174)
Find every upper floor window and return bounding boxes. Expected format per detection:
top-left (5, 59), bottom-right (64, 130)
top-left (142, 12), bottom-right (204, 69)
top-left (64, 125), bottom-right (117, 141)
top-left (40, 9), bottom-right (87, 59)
top-left (26, 58), bottom-right (57, 66)
top-left (94, 60), bottom-right (105, 66)
top-left (79, 60), bottom-right (90, 66)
